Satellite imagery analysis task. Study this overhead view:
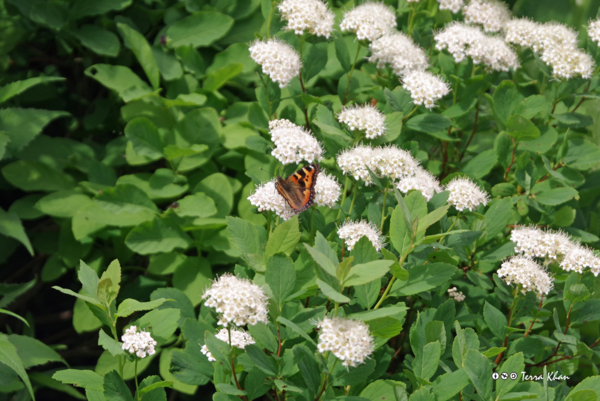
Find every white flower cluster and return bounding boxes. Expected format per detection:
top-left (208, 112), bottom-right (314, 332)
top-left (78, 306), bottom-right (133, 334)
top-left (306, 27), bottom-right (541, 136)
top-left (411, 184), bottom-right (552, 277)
top-left (505, 20), bottom-right (594, 79)
top-left (248, 180), bottom-right (296, 221)
top-left (497, 256), bottom-right (554, 298)
top-left (368, 32), bottom-right (429, 76)
top-left (201, 328), bottom-right (254, 362)
top-left (402, 70), bottom-right (450, 108)
top-left (278, 0), bottom-right (334, 38)
top-left (435, 23), bottom-right (519, 71)
top-left (269, 119), bottom-right (323, 165)
top-left (340, 2), bottom-right (397, 42)
top-left (445, 177), bottom-right (489, 212)
top-left (314, 171), bottom-right (342, 208)
top-left (337, 219), bottom-right (384, 251)
top-left (316, 317), bottom-right (375, 368)
top-left (338, 104), bottom-right (387, 139)
top-left (202, 274), bottom-right (269, 326)
top-left (121, 326), bottom-right (157, 359)
top-left (510, 226), bottom-right (600, 276)
top-left (249, 39), bottom-right (301, 88)
top-left (448, 287), bottom-right (465, 301)
top-left (589, 18), bottom-right (600, 44)
top-left (397, 166), bottom-right (442, 201)
top-left (337, 145), bottom-right (419, 185)
top-left (463, 0), bottom-right (510, 33)
top-left (438, 0), bottom-right (464, 13)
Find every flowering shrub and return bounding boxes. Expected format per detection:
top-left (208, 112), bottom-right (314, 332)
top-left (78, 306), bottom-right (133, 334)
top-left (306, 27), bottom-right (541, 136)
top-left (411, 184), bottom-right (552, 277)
top-left (1, 1), bottom-right (600, 401)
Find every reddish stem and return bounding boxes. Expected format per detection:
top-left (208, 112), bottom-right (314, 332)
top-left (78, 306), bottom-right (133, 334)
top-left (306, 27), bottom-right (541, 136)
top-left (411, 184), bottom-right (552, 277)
top-left (504, 137), bottom-right (516, 181)
top-left (572, 81), bottom-right (592, 113)
top-left (458, 101), bottom-right (480, 162)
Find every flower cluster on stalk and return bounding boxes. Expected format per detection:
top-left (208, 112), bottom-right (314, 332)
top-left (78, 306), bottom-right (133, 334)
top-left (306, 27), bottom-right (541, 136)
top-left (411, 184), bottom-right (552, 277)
top-left (340, 2), bottom-right (397, 42)
top-left (437, 0), bottom-right (464, 14)
top-left (201, 328), bottom-right (255, 362)
top-left (249, 39), bottom-right (301, 88)
top-left (497, 256), bottom-right (554, 299)
top-left (121, 326), bottom-right (157, 359)
top-left (510, 226), bottom-right (600, 276)
top-left (445, 177), bottom-right (489, 212)
top-left (337, 220), bottom-right (385, 251)
top-left (278, 0), bottom-right (335, 38)
top-left (316, 317), bottom-right (375, 368)
top-left (448, 287), bottom-right (466, 302)
top-left (202, 274), bottom-right (269, 326)
top-left (368, 32), bottom-right (429, 77)
top-left (269, 119), bottom-right (323, 165)
top-left (402, 70), bottom-right (451, 109)
top-left (589, 18), bottom-right (600, 44)
top-left (463, 0), bottom-right (510, 33)
top-left (505, 19), bottom-right (594, 79)
top-left (397, 166), bottom-right (442, 201)
top-left (338, 104), bottom-right (387, 140)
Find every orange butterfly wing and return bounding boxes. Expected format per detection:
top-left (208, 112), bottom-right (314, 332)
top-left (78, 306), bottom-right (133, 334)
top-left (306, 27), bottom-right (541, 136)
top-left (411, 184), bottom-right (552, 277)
top-left (275, 164), bottom-right (320, 213)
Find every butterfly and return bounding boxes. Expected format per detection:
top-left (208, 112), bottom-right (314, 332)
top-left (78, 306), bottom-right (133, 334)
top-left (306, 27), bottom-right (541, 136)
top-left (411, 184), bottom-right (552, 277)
top-left (275, 164), bottom-right (320, 214)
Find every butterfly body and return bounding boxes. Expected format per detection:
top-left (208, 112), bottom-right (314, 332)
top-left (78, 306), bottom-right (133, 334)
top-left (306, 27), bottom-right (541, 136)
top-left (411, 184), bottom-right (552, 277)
top-left (275, 164), bottom-right (320, 213)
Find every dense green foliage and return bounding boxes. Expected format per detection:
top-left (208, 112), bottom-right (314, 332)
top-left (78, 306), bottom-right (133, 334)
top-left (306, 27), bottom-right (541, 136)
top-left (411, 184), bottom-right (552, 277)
top-left (2, 0), bottom-right (600, 401)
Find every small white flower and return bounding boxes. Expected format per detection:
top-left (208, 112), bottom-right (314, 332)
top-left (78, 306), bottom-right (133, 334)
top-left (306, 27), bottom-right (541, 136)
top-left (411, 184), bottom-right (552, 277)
top-left (338, 104), bottom-right (387, 139)
top-left (337, 220), bottom-right (384, 251)
top-left (121, 326), bottom-right (157, 359)
top-left (202, 274), bottom-right (269, 327)
top-left (397, 166), bottom-right (442, 201)
top-left (463, 0), bottom-right (510, 33)
top-left (402, 70), bottom-right (450, 108)
top-left (445, 177), bottom-right (489, 211)
top-left (560, 245), bottom-right (600, 276)
top-left (201, 328), bottom-right (255, 362)
top-left (314, 171), bottom-right (342, 208)
top-left (249, 39), bottom-right (301, 88)
top-left (278, 0), bottom-right (335, 38)
top-left (504, 18), bottom-right (540, 49)
top-left (448, 287), bottom-right (465, 301)
top-left (337, 145), bottom-right (376, 184)
top-left (435, 22), bottom-right (485, 63)
top-left (340, 2), bottom-right (397, 42)
top-left (368, 145), bottom-right (419, 180)
top-left (540, 44), bottom-right (594, 80)
top-left (437, 0), bottom-right (464, 13)
top-left (533, 22), bottom-right (579, 53)
top-left (316, 317), bottom-right (375, 368)
top-left (368, 32), bottom-right (429, 76)
top-left (497, 256), bottom-right (554, 299)
top-left (269, 119), bottom-right (324, 165)
top-left (248, 180), bottom-right (296, 221)
top-left (589, 18), bottom-right (600, 44)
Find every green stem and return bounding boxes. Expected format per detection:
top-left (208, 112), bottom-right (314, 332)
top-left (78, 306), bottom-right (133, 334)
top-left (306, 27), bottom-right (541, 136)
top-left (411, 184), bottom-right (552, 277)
top-left (407, 3), bottom-right (417, 36)
top-left (540, 74), bottom-right (547, 95)
top-left (336, 176), bottom-right (350, 220)
top-left (110, 324), bottom-right (124, 377)
top-left (343, 44), bottom-right (362, 105)
top-left (334, 302), bottom-right (339, 317)
top-left (266, 2), bottom-right (275, 39)
top-left (438, 212), bottom-right (460, 243)
top-left (380, 182), bottom-right (390, 232)
top-left (310, 207), bottom-right (315, 245)
top-left (402, 106), bottom-right (418, 122)
top-left (315, 359), bottom-right (339, 401)
top-left (373, 277), bottom-right (396, 310)
top-left (348, 186), bottom-right (358, 216)
top-left (134, 358), bottom-right (139, 400)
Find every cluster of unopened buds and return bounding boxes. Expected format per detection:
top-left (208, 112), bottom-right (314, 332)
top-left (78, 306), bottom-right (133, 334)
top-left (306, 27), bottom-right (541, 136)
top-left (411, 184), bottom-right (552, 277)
top-left (448, 287), bottom-right (465, 302)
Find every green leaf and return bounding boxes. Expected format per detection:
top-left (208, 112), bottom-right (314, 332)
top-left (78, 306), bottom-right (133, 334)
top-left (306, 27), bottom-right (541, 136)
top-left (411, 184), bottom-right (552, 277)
top-left (29, 2), bottom-right (67, 29)
top-left (317, 279), bottom-right (350, 303)
top-left (535, 187), bottom-right (578, 205)
top-left (405, 113), bottom-right (452, 134)
top-left (344, 260), bottom-right (393, 287)
top-left (75, 25), bottom-right (121, 57)
top-left (390, 204), bottom-right (411, 257)
top-left (266, 255), bottom-right (296, 308)
top-left (384, 87), bottom-right (413, 113)
top-left (496, 353), bottom-right (524, 397)
top-left (170, 344), bottom-right (212, 385)
top-left (70, 0), bottom-right (132, 19)
top-left (463, 349), bottom-right (493, 401)
top-left (0, 309), bottom-right (29, 326)
top-left (563, 139), bottom-right (600, 170)
top-left (518, 126), bottom-right (558, 155)
top-left (514, 95), bottom-right (547, 119)
top-left (227, 216), bottom-right (264, 256)
top-left (52, 369), bottom-right (104, 391)
top-left (244, 368), bottom-right (270, 400)
top-left (85, 64), bottom-right (151, 99)
top-left (173, 193), bottom-right (216, 218)
top-left (265, 217), bottom-right (301, 258)
top-left (360, 380), bottom-right (407, 401)
top-left (507, 114), bottom-right (540, 142)
top-left (8, 334), bottom-right (65, 368)
top-left (417, 205), bottom-right (450, 233)
top-left (483, 301), bottom-right (507, 340)
top-left (0, 107), bottom-right (70, 155)
top-left (493, 81), bottom-right (524, 125)
top-left (95, 184), bottom-right (159, 214)
top-left (305, 244), bottom-right (337, 277)
top-left (461, 149), bottom-right (498, 178)
top-left (125, 217), bottom-right (192, 255)
top-left (98, 330), bottom-right (125, 357)
top-left (203, 63), bottom-right (243, 92)
top-left (335, 35), bottom-right (352, 73)
top-left (0, 208), bottom-right (33, 255)
top-left (124, 117), bottom-right (164, 159)
top-left (498, 392), bottom-right (539, 401)
top-left (104, 370), bottom-right (134, 401)
top-left (0, 77), bottom-right (65, 104)
top-left (245, 344), bottom-right (278, 376)
top-left (392, 263), bottom-right (459, 296)
top-left (166, 12), bottom-right (234, 48)
top-left (302, 42), bottom-right (328, 82)
top-left (432, 369), bottom-right (470, 401)
top-left (52, 286), bottom-right (102, 306)
top-left (277, 317), bottom-right (318, 349)
top-left (347, 305), bottom-right (408, 322)
top-left (442, 98), bottom-right (477, 119)
top-left (2, 160), bottom-right (74, 192)
top-left (554, 113), bottom-right (593, 128)
top-left (484, 198), bottom-right (512, 241)
top-left (137, 308), bottom-right (180, 342)
top-left (35, 190), bottom-right (94, 218)
top-left (412, 341), bottom-right (441, 381)
top-left (294, 344), bottom-right (321, 397)
top-left (0, 333), bottom-right (35, 400)
top-left (138, 378), bottom-right (173, 397)
top-left (115, 298), bottom-right (170, 318)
